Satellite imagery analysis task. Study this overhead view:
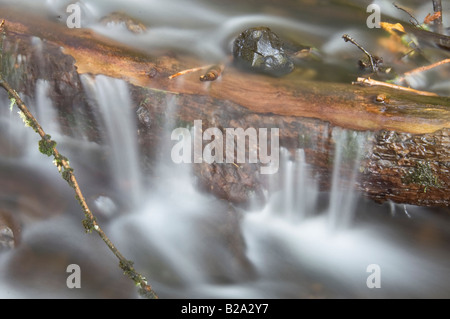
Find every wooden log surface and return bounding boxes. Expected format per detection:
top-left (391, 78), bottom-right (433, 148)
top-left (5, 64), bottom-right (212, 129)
top-left (2, 6), bottom-right (449, 133)
top-left (0, 7), bottom-right (449, 207)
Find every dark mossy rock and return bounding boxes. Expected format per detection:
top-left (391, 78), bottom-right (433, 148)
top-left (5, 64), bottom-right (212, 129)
top-left (232, 27), bottom-right (294, 77)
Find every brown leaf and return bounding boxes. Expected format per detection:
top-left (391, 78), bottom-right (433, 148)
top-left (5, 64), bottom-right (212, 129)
top-left (424, 12), bottom-right (441, 25)
top-left (380, 22), bottom-right (406, 37)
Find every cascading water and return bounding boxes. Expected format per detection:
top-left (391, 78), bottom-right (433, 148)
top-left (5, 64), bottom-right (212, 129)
top-left (327, 128), bottom-right (369, 232)
top-left (1, 70), bottom-right (449, 298)
top-left (263, 148), bottom-right (319, 223)
top-left (80, 75), bottom-right (143, 209)
top-left (0, 0), bottom-right (449, 299)
top-left (103, 88), bottom-right (449, 298)
top-left (240, 139), bottom-right (450, 298)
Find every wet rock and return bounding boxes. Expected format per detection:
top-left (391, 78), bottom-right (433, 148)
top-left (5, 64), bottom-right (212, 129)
top-left (0, 225), bottom-right (15, 251)
top-left (0, 210), bottom-right (21, 251)
top-left (100, 12), bottom-right (147, 34)
top-left (136, 105), bottom-right (152, 128)
top-left (197, 205), bottom-right (257, 282)
top-left (0, 33), bottom-right (100, 142)
top-left (361, 129), bottom-right (450, 207)
top-left (193, 161), bottom-right (265, 207)
top-left (233, 27), bottom-right (294, 77)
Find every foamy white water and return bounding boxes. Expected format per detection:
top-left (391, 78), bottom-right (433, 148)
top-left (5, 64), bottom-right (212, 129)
top-left (81, 75), bottom-right (143, 209)
top-left (0, 0), bottom-right (449, 299)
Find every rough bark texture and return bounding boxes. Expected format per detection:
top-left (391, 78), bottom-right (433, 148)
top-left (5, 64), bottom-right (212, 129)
top-left (1, 8), bottom-right (449, 208)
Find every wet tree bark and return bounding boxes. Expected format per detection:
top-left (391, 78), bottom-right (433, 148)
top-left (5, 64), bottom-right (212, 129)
top-left (1, 8), bottom-right (449, 207)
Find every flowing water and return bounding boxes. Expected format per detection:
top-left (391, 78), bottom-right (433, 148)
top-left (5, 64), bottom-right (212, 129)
top-left (0, 0), bottom-right (449, 299)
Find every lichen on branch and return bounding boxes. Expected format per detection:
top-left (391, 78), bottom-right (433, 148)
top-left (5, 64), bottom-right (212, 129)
top-left (38, 134), bottom-right (57, 157)
top-left (0, 20), bottom-right (157, 299)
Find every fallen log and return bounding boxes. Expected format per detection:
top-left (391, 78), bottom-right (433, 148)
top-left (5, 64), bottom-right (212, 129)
top-left (0, 7), bottom-right (449, 207)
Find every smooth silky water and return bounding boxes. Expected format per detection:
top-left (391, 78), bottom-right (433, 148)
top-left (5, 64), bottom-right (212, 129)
top-left (0, 0), bottom-right (449, 298)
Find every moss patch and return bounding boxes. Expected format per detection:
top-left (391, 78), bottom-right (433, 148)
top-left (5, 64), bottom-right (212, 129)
top-left (38, 134), bottom-right (56, 157)
top-left (402, 161), bottom-right (442, 192)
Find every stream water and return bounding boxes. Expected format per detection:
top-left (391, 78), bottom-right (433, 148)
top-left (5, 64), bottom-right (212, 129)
top-left (0, 0), bottom-right (449, 299)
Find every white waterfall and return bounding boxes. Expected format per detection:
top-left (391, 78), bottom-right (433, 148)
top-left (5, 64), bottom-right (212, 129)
top-left (327, 128), bottom-right (369, 232)
top-left (81, 74), bottom-right (143, 209)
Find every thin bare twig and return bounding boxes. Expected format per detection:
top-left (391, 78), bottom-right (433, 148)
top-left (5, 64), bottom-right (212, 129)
top-left (397, 58), bottom-right (450, 83)
top-left (353, 77), bottom-right (438, 97)
top-left (168, 64), bottom-right (215, 79)
top-left (342, 34), bottom-right (381, 73)
top-left (393, 3), bottom-right (422, 29)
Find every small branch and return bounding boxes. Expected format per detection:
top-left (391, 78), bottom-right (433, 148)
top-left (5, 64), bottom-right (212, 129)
top-left (393, 3), bottom-right (422, 29)
top-left (352, 77), bottom-right (438, 96)
top-left (342, 34), bottom-right (381, 73)
top-left (0, 19), bottom-right (5, 75)
top-left (0, 78), bottom-right (158, 298)
top-left (397, 58), bottom-right (450, 83)
top-left (168, 64), bottom-right (215, 79)
top-left (0, 21), bottom-right (157, 297)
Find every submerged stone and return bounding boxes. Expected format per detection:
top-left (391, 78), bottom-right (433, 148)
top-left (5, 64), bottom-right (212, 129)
top-left (100, 12), bottom-right (147, 34)
top-left (232, 27), bottom-right (294, 77)
top-left (0, 211), bottom-right (20, 251)
top-left (0, 226), bottom-right (15, 251)
top-left (137, 105), bottom-right (152, 128)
